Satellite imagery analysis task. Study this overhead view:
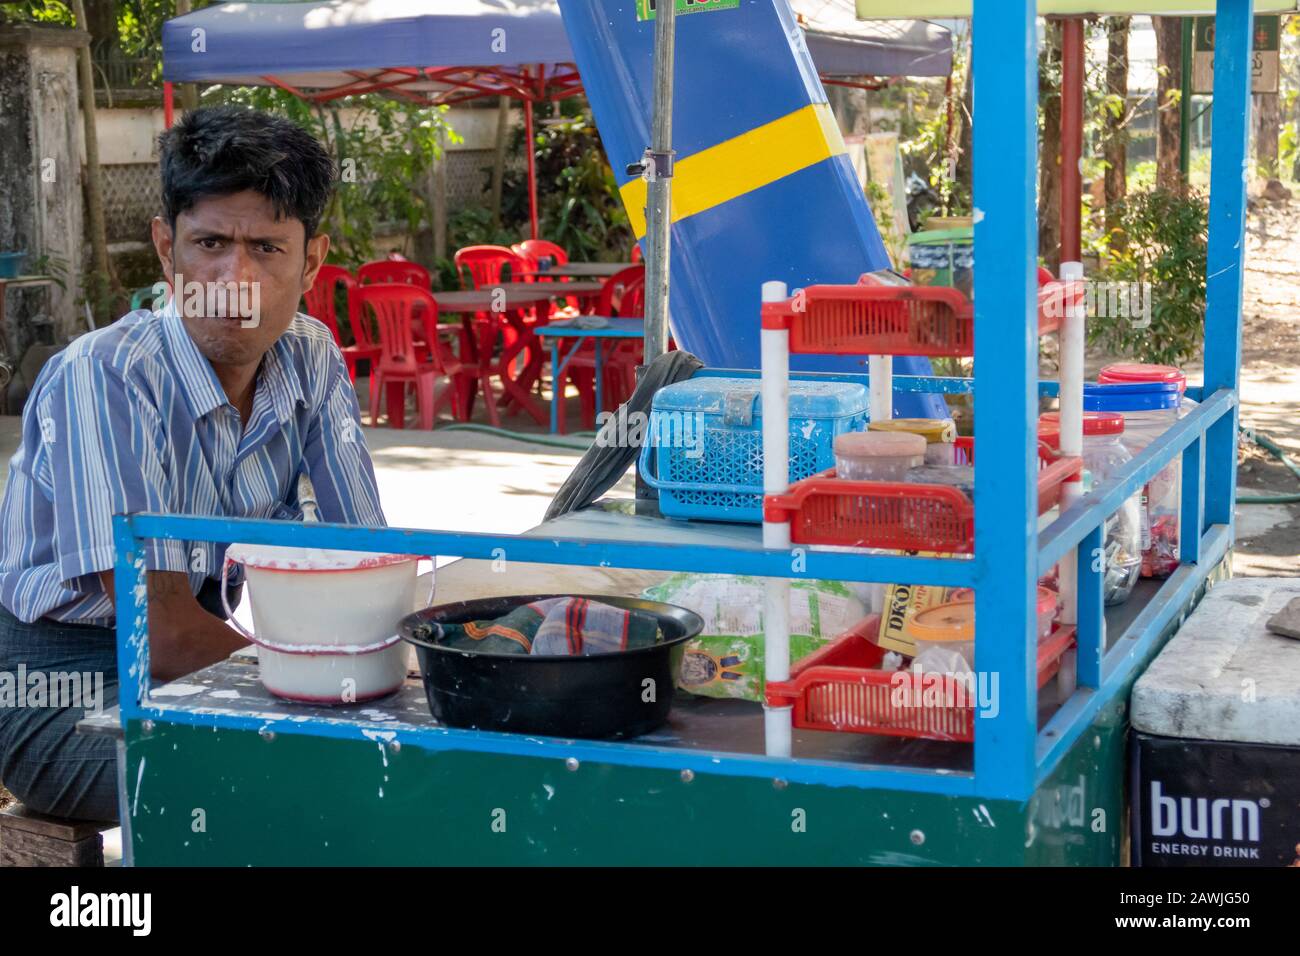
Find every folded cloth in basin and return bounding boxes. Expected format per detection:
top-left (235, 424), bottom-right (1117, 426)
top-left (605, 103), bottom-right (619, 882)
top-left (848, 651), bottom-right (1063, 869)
top-left (438, 597), bottom-right (661, 656)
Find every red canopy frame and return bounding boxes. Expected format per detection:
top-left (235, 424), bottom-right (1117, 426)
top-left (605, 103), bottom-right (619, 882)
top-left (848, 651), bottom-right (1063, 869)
top-left (162, 62), bottom-right (586, 240)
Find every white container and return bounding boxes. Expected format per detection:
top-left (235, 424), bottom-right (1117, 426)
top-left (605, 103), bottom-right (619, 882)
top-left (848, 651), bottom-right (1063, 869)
top-left (947, 586), bottom-right (1057, 642)
top-left (1040, 411), bottom-right (1143, 605)
top-left (907, 601), bottom-right (976, 676)
top-left (223, 544), bottom-right (429, 704)
top-left (833, 430), bottom-right (926, 481)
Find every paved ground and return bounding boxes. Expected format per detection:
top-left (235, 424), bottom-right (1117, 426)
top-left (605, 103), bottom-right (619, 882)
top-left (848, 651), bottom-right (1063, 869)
top-left (0, 411), bottom-right (628, 540)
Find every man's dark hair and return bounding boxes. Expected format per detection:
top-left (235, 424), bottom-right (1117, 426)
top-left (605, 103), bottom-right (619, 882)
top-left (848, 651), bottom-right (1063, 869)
top-left (158, 106), bottom-right (335, 240)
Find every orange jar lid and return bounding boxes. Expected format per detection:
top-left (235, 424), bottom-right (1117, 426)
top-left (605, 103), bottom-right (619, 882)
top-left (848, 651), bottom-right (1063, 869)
top-left (906, 601), bottom-right (976, 642)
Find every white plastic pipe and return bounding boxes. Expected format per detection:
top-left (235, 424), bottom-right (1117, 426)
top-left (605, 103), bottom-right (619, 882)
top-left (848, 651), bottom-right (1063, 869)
top-left (759, 280), bottom-right (793, 757)
top-left (763, 576), bottom-right (793, 758)
top-left (760, 280), bottom-right (791, 552)
top-left (1057, 260), bottom-right (1085, 627)
top-left (869, 354), bottom-right (893, 423)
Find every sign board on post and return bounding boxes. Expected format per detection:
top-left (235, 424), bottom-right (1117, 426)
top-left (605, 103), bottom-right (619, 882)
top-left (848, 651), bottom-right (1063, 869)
top-left (1192, 15), bottom-right (1280, 94)
top-left (636, 0), bottom-right (739, 20)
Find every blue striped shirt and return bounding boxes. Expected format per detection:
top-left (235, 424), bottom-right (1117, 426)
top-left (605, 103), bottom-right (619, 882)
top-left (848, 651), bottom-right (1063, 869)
top-left (0, 302), bottom-right (386, 626)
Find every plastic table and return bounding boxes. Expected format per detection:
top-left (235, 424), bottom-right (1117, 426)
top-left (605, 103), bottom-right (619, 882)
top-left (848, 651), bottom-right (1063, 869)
top-left (534, 316), bottom-right (644, 433)
top-left (517, 262), bottom-right (635, 279)
top-left (431, 288), bottom-right (556, 427)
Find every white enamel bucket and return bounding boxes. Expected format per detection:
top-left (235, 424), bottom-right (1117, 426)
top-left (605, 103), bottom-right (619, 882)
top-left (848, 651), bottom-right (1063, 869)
top-left (222, 544), bottom-right (432, 704)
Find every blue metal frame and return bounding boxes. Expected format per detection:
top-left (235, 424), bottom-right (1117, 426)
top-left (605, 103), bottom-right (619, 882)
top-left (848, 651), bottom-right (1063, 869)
top-left (112, 0), bottom-right (1254, 803)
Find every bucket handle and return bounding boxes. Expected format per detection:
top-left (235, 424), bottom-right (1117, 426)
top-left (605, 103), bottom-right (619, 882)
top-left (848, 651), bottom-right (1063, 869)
top-left (220, 556), bottom-right (435, 657)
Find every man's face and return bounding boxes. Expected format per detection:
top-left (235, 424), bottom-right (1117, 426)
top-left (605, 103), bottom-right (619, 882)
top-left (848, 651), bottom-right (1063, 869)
top-left (151, 189), bottom-right (328, 370)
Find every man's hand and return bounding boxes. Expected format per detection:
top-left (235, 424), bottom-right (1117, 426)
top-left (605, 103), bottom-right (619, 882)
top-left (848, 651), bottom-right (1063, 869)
top-left (99, 570), bottom-right (248, 682)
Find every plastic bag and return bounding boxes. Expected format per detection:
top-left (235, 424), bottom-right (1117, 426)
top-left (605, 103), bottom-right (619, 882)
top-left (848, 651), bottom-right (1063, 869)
top-left (642, 574), bottom-right (866, 701)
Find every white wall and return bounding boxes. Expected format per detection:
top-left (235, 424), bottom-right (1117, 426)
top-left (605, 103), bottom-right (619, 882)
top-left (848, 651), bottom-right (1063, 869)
top-left (85, 104), bottom-right (518, 166)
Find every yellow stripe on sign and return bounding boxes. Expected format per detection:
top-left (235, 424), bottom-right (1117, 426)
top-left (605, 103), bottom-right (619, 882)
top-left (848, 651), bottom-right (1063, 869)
top-left (620, 102), bottom-right (847, 239)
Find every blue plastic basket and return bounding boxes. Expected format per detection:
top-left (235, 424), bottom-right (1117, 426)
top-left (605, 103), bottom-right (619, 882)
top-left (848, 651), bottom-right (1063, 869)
top-left (638, 377), bottom-right (869, 523)
top-left (0, 252), bottom-right (26, 280)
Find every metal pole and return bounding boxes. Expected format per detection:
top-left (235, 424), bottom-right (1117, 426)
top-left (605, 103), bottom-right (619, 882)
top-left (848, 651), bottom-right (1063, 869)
top-left (643, 0), bottom-right (676, 363)
top-left (525, 93), bottom-right (540, 241)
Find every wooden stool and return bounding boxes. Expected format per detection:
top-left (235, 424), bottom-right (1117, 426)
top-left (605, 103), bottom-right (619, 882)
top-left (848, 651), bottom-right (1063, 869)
top-left (0, 805), bottom-right (112, 867)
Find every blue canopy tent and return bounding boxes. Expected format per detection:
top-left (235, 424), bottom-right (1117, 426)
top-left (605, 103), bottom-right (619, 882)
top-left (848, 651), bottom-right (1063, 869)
top-left (161, 0), bottom-right (952, 238)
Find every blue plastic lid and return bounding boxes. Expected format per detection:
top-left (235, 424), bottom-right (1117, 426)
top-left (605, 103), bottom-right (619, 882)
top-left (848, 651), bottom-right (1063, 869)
top-left (1083, 381), bottom-right (1180, 412)
top-left (652, 377), bottom-right (868, 419)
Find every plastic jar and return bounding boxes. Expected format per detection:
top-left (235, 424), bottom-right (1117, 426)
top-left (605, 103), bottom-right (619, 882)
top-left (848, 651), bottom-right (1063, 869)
top-left (868, 417), bottom-right (958, 466)
top-left (907, 601), bottom-right (976, 675)
top-left (1036, 586), bottom-right (1059, 641)
top-left (1039, 411), bottom-right (1144, 604)
top-left (833, 431), bottom-right (926, 481)
top-left (1084, 380), bottom-right (1191, 578)
top-left (938, 587), bottom-right (1056, 641)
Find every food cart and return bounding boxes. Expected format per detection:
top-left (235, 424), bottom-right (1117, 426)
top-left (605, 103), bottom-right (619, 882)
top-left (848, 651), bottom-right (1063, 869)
top-left (95, 0), bottom-right (1255, 865)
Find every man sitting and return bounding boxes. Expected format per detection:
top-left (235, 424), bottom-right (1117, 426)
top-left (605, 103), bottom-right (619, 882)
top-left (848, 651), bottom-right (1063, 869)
top-left (0, 107), bottom-right (385, 821)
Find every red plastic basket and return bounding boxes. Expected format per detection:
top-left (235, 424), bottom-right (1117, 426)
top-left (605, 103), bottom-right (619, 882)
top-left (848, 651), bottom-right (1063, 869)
top-left (762, 285), bottom-right (973, 356)
top-left (763, 437), bottom-right (1081, 553)
top-left (758, 280), bottom-right (1082, 356)
top-left (764, 615), bottom-right (1077, 742)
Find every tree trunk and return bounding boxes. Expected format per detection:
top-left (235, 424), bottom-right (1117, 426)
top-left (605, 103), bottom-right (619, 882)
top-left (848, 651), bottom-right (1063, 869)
top-left (490, 96), bottom-right (510, 228)
top-left (1104, 16), bottom-right (1130, 256)
top-left (1254, 92), bottom-right (1281, 180)
top-left (83, 0), bottom-right (118, 52)
top-left (1039, 20), bottom-right (1063, 269)
top-left (71, 0), bottom-right (118, 324)
top-left (954, 33), bottom-right (974, 210)
top-left (431, 135), bottom-right (448, 262)
top-left (175, 0), bottom-right (199, 111)
top-left (1154, 16), bottom-right (1184, 193)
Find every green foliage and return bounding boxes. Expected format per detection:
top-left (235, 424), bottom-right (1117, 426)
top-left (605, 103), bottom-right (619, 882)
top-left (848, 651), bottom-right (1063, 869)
top-left (863, 179), bottom-right (905, 269)
top-left (1089, 188), bottom-right (1208, 366)
top-left (215, 86), bottom-right (461, 269)
top-left (500, 108), bottom-right (633, 262)
top-left (430, 205), bottom-right (524, 290)
top-left (0, 1), bottom-right (73, 26)
top-left (115, 0), bottom-right (172, 56)
top-left (28, 252), bottom-right (68, 291)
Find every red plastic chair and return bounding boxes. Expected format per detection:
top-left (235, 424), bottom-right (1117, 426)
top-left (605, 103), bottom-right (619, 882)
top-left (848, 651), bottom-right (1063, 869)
top-left (599, 266), bottom-right (647, 406)
top-left (513, 239), bottom-right (569, 270)
top-left (358, 259), bottom-right (431, 288)
top-left (357, 259), bottom-right (470, 359)
top-left (512, 240), bottom-right (580, 316)
top-left (302, 265), bottom-right (381, 384)
top-left (456, 245), bottom-right (539, 380)
top-left (453, 245), bottom-right (526, 289)
top-left (630, 244), bottom-right (643, 264)
top-left (359, 285), bottom-right (475, 429)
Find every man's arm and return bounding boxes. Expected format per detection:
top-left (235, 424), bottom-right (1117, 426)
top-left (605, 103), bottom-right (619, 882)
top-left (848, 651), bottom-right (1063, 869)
top-left (98, 570), bottom-right (247, 682)
top-left (300, 348), bottom-right (387, 525)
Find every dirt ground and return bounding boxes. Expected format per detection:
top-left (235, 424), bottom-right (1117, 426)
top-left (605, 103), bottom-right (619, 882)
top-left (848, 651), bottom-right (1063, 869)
top-left (1207, 193), bottom-right (1300, 577)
